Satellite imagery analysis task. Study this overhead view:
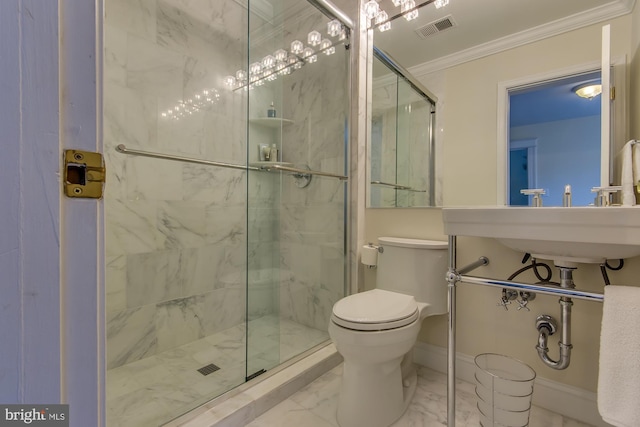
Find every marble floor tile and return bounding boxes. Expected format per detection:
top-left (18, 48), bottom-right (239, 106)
top-left (249, 365), bottom-right (596, 427)
top-left (106, 317), bottom-right (326, 427)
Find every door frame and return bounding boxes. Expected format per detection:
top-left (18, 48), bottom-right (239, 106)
top-left (508, 138), bottom-right (538, 205)
top-left (60, 0), bottom-right (105, 424)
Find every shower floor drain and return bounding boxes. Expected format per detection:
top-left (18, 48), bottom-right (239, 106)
top-left (197, 363), bottom-right (220, 376)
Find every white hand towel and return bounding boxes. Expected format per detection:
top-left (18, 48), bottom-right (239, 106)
top-left (620, 140), bottom-right (636, 206)
top-left (597, 285), bottom-right (640, 426)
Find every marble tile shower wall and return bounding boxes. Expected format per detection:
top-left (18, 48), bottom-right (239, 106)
top-left (103, 0), bottom-right (257, 369)
top-left (277, 13), bottom-right (348, 331)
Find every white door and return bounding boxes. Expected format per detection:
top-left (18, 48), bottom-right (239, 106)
top-left (601, 24), bottom-right (612, 187)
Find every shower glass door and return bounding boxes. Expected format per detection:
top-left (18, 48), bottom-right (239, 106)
top-left (246, 0), bottom-right (350, 379)
top-left (104, 0), bottom-right (349, 424)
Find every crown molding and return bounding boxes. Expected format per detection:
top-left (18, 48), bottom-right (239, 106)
top-left (409, 0), bottom-right (636, 77)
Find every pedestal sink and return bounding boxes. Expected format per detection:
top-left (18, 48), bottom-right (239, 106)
top-left (442, 206), bottom-right (640, 266)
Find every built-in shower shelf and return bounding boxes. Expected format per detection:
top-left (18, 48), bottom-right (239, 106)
top-left (250, 117), bottom-right (294, 128)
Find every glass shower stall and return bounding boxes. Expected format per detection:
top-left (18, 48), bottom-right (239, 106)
top-left (103, 0), bottom-right (350, 425)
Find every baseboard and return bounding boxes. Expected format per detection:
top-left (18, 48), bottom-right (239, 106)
top-left (414, 342), bottom-right (611, 427)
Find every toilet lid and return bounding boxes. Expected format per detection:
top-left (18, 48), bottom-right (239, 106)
top-left (332, 289), bottom-right (418, 331)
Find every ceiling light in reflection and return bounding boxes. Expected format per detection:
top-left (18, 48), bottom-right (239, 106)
top-left (402, 0), bottom-right (418, 21)
top-left (364, 0), bottom-right (379, 19)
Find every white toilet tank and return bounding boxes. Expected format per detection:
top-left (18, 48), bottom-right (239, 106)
top-left (376, 237), bottom-right (448, 316)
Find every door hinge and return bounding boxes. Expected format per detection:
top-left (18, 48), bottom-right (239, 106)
top-left (611, 86), bottom-right (616, 101)
top-left (63, 149), bottom-right (106, 199)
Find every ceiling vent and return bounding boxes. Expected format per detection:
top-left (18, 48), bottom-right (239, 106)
top-left (415, 15), bottom-right (456, 39)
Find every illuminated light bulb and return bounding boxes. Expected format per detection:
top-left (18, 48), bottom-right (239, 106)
top-left (339, 28), bottom-right (347, 41)
top-left (327, 20), bottom-right (341, 37)
top-left (262, 55), bottom-right (275, 69)
top-left (364, 0), bottom-right (379, 19)
top-left (302, 47), bottom-right (317, 63)
top-left (267, 73), bottom-right (277, 81)
top-left (274, 49), bottom-right (288, 62)
top-left (161, 112), bottom-right (167, 117)
top-left (320, 39), bottom-right (334, 55)
top-left (375, 10), bottom-right (390, 31)
top-left (375, 10), bottom-right (388, 25)
top-left (434, 0), bottom-right (449, 8)
top-left (392, 0), bottom-right (404, 5)
top-left (308, 30), bottom-right (321, 46)
top-left (275, 62), bottom-right (286, 75)
top-left (236, 70), bottom-right (247, 81)
top-left (250, 62), bottom-right (262, 75)
top-left (291, 40), bottom-right (304, 55)
top-left (402, 0), bottom-right (418, 20)
top-left (224, 76), bottom-right (236, 87)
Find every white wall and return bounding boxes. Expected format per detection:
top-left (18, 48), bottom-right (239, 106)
top-left (632, 1), bottom-right (640, 138)
top-left (511, 115), bottom-right (601, 206)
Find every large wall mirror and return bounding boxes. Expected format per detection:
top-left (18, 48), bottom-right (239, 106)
top-left (358, 0), bottom-right (636, 207)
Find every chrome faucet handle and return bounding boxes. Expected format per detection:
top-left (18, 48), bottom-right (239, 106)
top-left (497, 289), bottom-right (518, 310)
top-left (520, 189), bottom-right (546, 207)
top-left (591, 186), bottom-right (622, 206)
top-left (516, 299), bottom-right (531, 311)
top-left (497, 297), bottom-right (511, 310)
top-left (516, 290), bottom-right (536, 311)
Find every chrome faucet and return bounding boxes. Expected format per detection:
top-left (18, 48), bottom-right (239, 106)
top-left (520, 188), bottom-right (546, 207)
top-left (563, 185), bottom-right (572, 207)
top-left (591, 186), bottom-right (622, 206)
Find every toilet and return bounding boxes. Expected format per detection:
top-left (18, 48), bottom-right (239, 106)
top-left (328, 237), bottom-right (448, 427)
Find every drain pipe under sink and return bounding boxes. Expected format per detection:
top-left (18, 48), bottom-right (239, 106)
top-left (535, 266), bottom-right (574, 370)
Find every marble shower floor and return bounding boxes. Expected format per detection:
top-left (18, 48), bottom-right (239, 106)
top-left (248, 364), bottom-right (596, 427)
top-left (106, 316), bottom-right (328, 427)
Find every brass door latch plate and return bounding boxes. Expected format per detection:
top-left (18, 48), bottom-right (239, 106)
top-left (63, 149), bottom-right (106, 199)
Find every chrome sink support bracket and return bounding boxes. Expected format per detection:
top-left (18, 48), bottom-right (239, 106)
top-left (535, 266), bottom-right (575, 370)
top-left (445, 236), bottom-right (604, 427)
top-left (446, 235), bottom-right (490, 427)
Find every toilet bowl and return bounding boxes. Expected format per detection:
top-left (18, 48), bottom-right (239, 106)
top-left (328, 237), bottom-right (448, 427)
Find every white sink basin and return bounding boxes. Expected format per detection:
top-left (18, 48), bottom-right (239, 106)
top-left (442, 206), bottom-right (640, 265)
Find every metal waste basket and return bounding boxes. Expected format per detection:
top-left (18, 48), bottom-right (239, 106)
top-left (474, 353), bottom-right (536, 427)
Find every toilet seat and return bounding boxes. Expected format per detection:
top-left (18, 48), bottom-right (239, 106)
top-left (332, 289), bottom-right (419, 331)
